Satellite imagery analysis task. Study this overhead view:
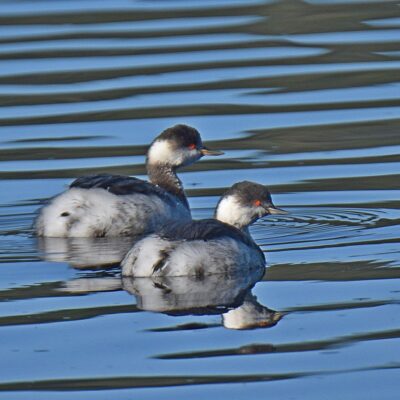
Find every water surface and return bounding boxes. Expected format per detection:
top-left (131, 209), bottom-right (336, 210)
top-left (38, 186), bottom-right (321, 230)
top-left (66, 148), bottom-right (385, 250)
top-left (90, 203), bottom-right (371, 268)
top-left (0, 0), bottom-right (399, 399)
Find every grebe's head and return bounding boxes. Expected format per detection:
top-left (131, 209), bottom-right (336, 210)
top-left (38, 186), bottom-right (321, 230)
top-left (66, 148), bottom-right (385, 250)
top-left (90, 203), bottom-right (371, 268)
top-left (147, 124), bottom-right (223, 168)
top-left (215, 181), bottom-right (287, 229)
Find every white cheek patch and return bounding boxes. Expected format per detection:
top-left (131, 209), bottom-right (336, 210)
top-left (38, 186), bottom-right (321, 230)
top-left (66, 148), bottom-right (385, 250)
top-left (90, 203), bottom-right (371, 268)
top-left (147, 139), bottom-right (199, 167)
top-left (215, 195), bottom-right (253, 228)
top-left (216, 195), bottom-right (254, 229)
top-left (147, 140), bottom-right (176, 164)
top-left (215, 196), bottom-right (239, 226)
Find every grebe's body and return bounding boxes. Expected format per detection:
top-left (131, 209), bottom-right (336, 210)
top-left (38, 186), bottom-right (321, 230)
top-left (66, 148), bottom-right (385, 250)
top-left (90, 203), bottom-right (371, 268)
top-left (36, 175), bottom-right (190, 237)
top-left (122, 181), bottom-right (287, 277)
top-left (35, 125), bottom-right (222, 237)
top-left (122, 219), bottom-right (265, 277)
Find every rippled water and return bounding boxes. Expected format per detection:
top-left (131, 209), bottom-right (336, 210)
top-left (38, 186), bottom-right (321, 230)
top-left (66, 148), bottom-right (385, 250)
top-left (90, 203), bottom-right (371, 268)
top-left (0, 0), bottom-right (400, 398)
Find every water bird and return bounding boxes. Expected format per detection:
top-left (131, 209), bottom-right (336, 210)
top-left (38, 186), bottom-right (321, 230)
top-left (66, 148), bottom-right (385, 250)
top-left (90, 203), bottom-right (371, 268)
top-left (121, 181), bottom-right (287, 277)
top-left (35, 124), bottom-right (222, 237)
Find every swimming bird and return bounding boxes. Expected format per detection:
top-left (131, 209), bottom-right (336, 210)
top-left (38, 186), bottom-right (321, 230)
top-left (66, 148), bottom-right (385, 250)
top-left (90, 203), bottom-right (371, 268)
top-left (121, 181), bottom-right (287, 277)
top-left (35, 124), bottom-right (222, 237)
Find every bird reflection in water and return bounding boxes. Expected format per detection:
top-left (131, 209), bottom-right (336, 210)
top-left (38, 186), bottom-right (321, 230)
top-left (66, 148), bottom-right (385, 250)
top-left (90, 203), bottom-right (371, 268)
top-left (122, 271), bottom-right (284, 330)
top-left (56, 267), bottom-right (283, 330)
top-left (37, 236), bottom-right (134, 269)
top-left (39, 217), bottom-right (283, 330)
top-left (222, 292), bottom-right (283, 330)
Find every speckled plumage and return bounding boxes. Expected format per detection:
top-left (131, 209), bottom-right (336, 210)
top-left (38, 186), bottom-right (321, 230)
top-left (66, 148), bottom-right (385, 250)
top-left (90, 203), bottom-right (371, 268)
top-left (70, 173), bottom-right (182, 208)
top-left (121, 181), bottom-right (286, 277)
top-left (157, 219), bottom-right (261, 250)
top-left (122, 235), bottom-right (265, 277)
top-left (35, 186), bottom-right (190, 237)
top-left (35, 124), bottom-right (220, 237)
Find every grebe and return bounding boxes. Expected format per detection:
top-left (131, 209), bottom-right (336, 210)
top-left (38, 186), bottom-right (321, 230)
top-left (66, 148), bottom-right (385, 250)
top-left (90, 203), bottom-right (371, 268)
top-left (121, 181), bottom-right (287, 277)
top-left (35, 124), bottom-right (222, 237)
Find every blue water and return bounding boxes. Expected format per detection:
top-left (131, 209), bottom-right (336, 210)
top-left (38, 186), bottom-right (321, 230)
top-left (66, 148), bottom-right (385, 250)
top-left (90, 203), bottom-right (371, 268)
top-left (0, 0), bottom-right (399, 399)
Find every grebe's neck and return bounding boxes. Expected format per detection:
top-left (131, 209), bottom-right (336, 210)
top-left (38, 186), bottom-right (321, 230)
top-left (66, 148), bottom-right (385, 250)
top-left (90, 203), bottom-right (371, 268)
top-left (147, 163), bottom-right (189, 209)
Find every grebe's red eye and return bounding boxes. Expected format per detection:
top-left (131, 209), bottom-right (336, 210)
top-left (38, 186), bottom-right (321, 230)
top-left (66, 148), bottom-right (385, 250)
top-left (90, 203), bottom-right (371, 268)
top-left (254, 200), bottom-right (261, 207)
top-left (188, 143), bottom-right (196, 150)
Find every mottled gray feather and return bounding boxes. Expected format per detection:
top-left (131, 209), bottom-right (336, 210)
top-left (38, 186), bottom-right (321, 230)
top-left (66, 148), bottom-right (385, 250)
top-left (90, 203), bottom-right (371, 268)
top-left (70, 173), bottom-right (183, 208)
